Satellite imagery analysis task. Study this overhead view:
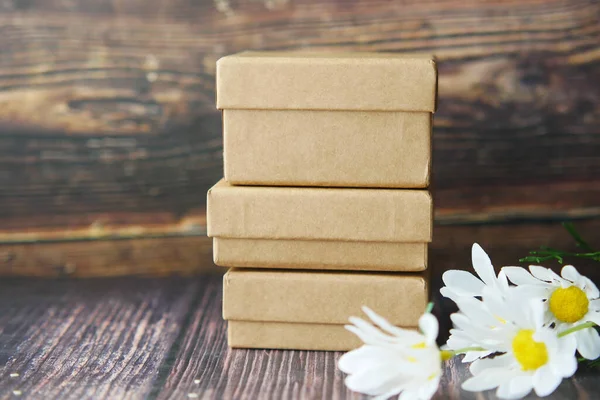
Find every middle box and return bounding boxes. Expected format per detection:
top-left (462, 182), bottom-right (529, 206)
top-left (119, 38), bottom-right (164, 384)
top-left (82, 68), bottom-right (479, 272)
top-left (207, 179), bottom-right (432, 271)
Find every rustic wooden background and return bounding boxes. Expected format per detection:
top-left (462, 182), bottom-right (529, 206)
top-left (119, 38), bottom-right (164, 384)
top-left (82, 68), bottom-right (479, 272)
top-left (0, 0), bottom-right (599, 276)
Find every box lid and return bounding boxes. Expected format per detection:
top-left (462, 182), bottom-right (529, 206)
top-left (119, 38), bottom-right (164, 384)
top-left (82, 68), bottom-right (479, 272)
top-left (216, 51), bottom-right (437, 112)
top-left (207, 179), bottom-right (432, 243)
top-left (223, 269), bottom-right (428, 325)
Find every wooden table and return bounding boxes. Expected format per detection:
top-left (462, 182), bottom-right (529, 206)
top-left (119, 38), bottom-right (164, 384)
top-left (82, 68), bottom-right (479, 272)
top-left (1, 224), bottom-right (599, 399)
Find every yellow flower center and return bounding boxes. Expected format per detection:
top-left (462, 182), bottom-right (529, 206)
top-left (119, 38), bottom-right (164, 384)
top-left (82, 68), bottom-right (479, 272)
top-left (512, 329), bottom-right (549, 371)
top-left (440, 350), bottom-right (453, 361)
top-left (549, 286), bottom-right (589, 323)
top-left (411, 342), bottom-right (426, 349)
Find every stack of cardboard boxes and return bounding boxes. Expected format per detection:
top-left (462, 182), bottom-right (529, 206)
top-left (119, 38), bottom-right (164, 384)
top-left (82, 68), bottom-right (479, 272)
top-left (207, 51), bottom-right (437, 351)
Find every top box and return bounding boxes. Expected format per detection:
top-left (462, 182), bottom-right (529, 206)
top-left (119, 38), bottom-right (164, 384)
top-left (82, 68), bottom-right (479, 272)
top-left (217, 51), bottom-right (437, 112)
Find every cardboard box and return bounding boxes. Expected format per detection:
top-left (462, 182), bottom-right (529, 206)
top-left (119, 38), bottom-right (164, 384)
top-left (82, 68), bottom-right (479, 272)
top-left (214, 238), bottom-right (428, 271)
top-left (207, 180), bottom-right (432, 243)
top-left (223, 268), bottom-right (428, 325)
top-left (223, 109), bottom-right (431, 188)
top-left (228, 320), bottom-right (376, 351)
top-left (217, 52), bottom-right (437, 112)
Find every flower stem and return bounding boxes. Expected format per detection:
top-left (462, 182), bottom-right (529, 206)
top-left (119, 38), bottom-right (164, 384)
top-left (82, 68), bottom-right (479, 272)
top-left (520, 222), bottom-right (600, 264)
top-left (450, 346), bottom-right (487, 354)
top-left (425, 302), bottom-right (434, 314)
top-left (558, 322), bottom-right (598, 338)
top-left (440, 346), bottom-right (487, 361)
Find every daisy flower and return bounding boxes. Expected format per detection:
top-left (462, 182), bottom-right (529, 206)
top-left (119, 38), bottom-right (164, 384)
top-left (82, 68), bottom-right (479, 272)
top-left (502, 264), bottom-right (600, 359)
top-left (338, 307), bottom-right (443, 400)
top-left (462, 293), bottom-right (578, 399)
top-left (440, 243), bottom-right (509, 302)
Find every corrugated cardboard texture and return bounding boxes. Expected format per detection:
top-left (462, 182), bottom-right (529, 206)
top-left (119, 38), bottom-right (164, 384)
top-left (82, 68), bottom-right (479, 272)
top-left (223, 110), bottom-right (431, 188)
top-left (217, 51), bottom-right (437, 112)
top-left (214, 238), bottom-right (427, 271)
top-left (207, 180), bottom-right (432, 243)
top-left (223, 268), bottom-right (428, 325)
top-left (228, 320), bottom-right (407, 351)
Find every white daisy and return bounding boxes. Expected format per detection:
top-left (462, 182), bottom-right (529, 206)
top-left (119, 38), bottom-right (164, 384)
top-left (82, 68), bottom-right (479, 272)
top-left (502, 264), bottom-right (600, 359)
top-left (441, 243), bottom-right (509, 302)
top-left (461, 295), bottom-right (578, 399)
top-left (338, 307), bottom-right (442, 400)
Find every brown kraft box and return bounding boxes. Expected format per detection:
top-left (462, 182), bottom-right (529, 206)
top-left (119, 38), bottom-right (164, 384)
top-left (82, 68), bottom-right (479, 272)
top-left (213, 238), bottom-right (428, 272)
top-left (228, 321), bottom-right (366, 351)
top-left (216, 51), bottom-right (437, 112)
top-left (223, 110), bottom-right (432, 188)
top-left (223, 268), bottom-right (428, 351)
top-left (207, 179), bottom-right (432, 243)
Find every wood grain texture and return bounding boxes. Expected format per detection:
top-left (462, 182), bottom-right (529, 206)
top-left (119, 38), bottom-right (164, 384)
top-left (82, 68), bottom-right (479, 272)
top-left (1, 0), bottom-right (599, 275)
top-left (0, 0), bottom-right (598, 234)
top-left (0, 277), bottom-right (202, 400)
top-left (0, 236), bottom-right (215, 277)
top-left (3, 216), bottom-right (600, 277)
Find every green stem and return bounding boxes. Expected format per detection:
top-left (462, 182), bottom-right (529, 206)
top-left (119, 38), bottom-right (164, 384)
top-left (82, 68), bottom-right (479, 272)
top-left (425, 302), bottom-right (434, 314)
top-left (449, 346), bottom-right (486, 354)
top-left (440, 346), bottom-right (487, 361)
top-left (520, 222), bottom-right (599, 264)
top-left (563, 222), bottom-right (594, 252)
top-left (558, 322), bottom-right (597, 338)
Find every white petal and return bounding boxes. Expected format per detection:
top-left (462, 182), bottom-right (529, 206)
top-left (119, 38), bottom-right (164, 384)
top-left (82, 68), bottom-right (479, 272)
top-left (462, 351), bottom-right (493, 363)
top-left (550, 339), bottom-right (578, 378)
top-left (561, 265), bottom-right (584, 285)
top-left (532, 365), bottom-right (562, 397)
top-left (528, 298), bottom-right (547, 330)
top-left (529, 265), bottom-right (562, 283)
top-left (511, 284), bottom-right (553, 302)
top-left (462, 370), bottom-right (501, 392)
top-left (454, 297), bottom-right (498, 326)
top-left (471, 243), bottom-right (497, 287)
top-left (469, 354), bottom-right (513, 375)
top-left (345, 323), bottom-right (392, 346)
top-left (418, 313), bottom-right (439, 346)
top-left (497, 270), bottom-right (510, 292)
top-left (463, 367), bottom-right (515, 392)
top-left (576, 328), bottom-right (600, 360)
top-left (439, 287), bottom-right (460, 303)
top-left (344, 359), bottom-right (411, 396)
top-left (583, 310), bottom-right (600, 326)
top-left (497, 375), bottom-right (533, 400)
top-left (502, 266), bottom-right (541, 286)
top-left (582, 276), bottom-right (600, 299)
top-left (338, 345), bottom-right (397, 374)
top-left (371, 385), bottom-right (406, 400)
top-left (361, 306), bottom-right (421, 340)
top-left (417, 379), bottom-right (440, 400)
top-left (441, 270), bottom-right (485, 298)
top-left (398, 389), bottom-right (418, 400)
top-left (508, 375), bottom-right (534, 399)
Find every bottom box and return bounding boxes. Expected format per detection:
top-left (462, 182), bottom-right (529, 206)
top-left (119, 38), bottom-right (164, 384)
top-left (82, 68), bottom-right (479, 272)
top-left (214, 238), bottom-right (427, 271)
top-left (228, 320), bottom-right (418, 351)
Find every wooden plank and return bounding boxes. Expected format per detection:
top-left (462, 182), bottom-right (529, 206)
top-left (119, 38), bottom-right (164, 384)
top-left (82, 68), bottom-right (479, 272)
top-left (0, 0), bottom-right (598, 237)
top-left (0, 276), bottom-right (204, 400)
top-left (0, 236), bottom-right (216, 277)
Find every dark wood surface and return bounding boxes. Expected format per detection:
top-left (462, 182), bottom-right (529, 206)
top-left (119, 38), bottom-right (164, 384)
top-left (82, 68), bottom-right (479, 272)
top-left (1, 0), bottom-right (599, 275)
top-left (1, 223), bottom-right (599, 399)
